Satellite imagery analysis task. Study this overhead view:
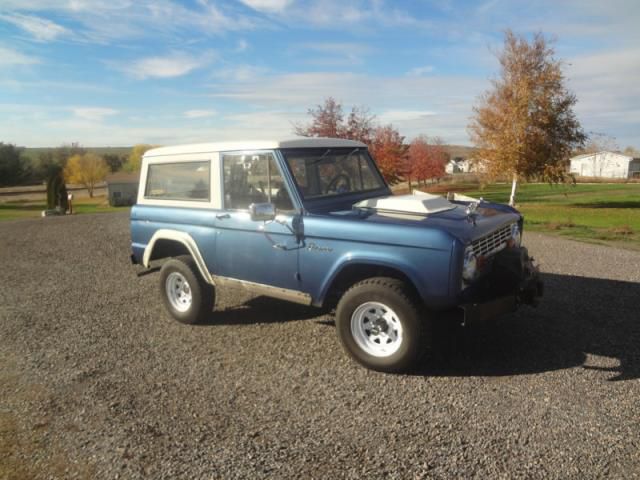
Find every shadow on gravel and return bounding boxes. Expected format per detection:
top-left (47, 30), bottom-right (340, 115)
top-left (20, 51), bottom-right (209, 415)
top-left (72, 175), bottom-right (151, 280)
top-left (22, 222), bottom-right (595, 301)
top-left (417, 273), bottom-right (640, 381)
top-left (198, 296), bottom-right (322, 326)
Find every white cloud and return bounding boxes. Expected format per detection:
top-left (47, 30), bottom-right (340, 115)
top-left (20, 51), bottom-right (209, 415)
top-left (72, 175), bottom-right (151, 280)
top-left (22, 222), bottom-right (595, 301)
top-left (566, 47), bottom-right (640, 143)
top-left (271, 0), bottom-right (429, 29)
top-left (379, 110), bottom-right (437, 124)
top-left (0, 46), bottom-right (40, 65)
top-left (72, 107), bottom-right (118, 121)
top-left (208, 71), bottom-right (484, 143)
top-left (212, 64), bottom-right (268, 82)
top-left (295, 42), bottom-right (373, 65)
top-left (407, 65), bottom-right (435, 77)
top-left (235, 39), bottom-right (249, 52)
top-left (0, 0), bottom-right (257, 44)
top-left (119, 51), bottom-right (215, 79)
top-left (184, 109), bottom-right (216, 118)
top-left (239, 0), bottom-right (293, 13)
top-left (0, 13), bottom-right (70, 41)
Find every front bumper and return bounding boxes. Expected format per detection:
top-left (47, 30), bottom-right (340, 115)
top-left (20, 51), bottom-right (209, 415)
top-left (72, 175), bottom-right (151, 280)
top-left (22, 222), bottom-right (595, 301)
top-left (459, 246), bottom-right (543, 326)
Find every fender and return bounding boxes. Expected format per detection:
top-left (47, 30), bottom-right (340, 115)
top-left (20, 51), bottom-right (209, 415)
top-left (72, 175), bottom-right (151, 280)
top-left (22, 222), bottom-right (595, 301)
top-left (143, 229), bottom-right (213, 284)
top-left (315, 253), bottom-right (428, 307)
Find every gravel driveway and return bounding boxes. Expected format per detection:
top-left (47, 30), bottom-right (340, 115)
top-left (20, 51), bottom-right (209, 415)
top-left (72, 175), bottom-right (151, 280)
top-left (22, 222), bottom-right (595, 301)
top-left (1, 212), bottom-right (639, 479)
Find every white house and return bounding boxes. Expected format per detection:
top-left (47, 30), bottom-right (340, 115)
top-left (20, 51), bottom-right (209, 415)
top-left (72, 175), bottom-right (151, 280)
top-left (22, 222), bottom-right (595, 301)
top-left (446, 157), bottom-right (474, 174)
top-left (570, 151), bottom-right (640, 179)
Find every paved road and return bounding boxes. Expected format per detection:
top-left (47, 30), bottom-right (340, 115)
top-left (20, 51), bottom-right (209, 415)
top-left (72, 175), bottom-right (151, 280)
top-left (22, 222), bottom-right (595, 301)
top-left (1, 212), bottom-right (639, 479)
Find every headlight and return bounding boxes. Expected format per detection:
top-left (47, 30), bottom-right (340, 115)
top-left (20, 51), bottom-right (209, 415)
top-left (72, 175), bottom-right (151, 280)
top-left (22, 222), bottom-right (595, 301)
top-left (462, 246), bottom-right (478, 282)
top-left (509, 223), bottom-right (521, 248)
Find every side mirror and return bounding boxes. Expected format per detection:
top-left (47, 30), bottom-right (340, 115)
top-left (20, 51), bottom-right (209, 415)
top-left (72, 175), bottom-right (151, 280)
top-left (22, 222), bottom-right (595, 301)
top-left (249, 202), bottom-right (276, 222)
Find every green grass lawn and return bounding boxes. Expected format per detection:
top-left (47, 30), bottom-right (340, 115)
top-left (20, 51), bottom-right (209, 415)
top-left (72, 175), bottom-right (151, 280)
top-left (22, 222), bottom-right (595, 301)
top-left (450, 182), bottom-right (640, 249)
top-left (2, 182), bottom-right (639, 249)
top-left (0, 196), bottom-right (128, 221)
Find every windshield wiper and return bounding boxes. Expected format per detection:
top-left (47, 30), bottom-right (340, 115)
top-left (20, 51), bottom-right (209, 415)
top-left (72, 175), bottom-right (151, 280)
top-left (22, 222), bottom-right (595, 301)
top-left (309, 148), bottom-right (332, 165)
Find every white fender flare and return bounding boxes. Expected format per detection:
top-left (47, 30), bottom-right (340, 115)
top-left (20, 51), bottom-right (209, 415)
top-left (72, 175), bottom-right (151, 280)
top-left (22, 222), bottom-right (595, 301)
top-left (143, 229), bottom-right (213, 284)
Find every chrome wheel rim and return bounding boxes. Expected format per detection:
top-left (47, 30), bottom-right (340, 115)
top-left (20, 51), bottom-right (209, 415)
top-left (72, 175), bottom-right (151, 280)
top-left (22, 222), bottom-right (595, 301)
top-left (166, 272), bottom-right (192, 313)
top-left (350, 302), bottom-right (403, 357)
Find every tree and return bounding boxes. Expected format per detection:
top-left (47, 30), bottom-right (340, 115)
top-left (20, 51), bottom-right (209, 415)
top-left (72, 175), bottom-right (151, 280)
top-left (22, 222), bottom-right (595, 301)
top-left (64, 153), bottom-right (109, 197)
top-left (369, 125), bottom-right (407, 185)
top-left (37, 143), bottom-right (86, 181)
top-left (123, 144), bottom-right (154, 172)
top-left (46, 170), bottom-right (68, 211)
top-left (295, 97), bottom-right (343, 138)
top-left (342, 105), bottom-right (376, 144)
top-left (468, 30), bottom-right (586, 205)
top-left (0, 143), bottom-right (29, 186)
top-left (408, 135), bottom-right (448, 187)
top-left (294, 97), bottom-right (376, 143)
top-left (577, 133), bottom-right (618, 155)
top-left (623, 146), bottom-right (640, 157)
top-left (103, 153), bottom-right (126, 172)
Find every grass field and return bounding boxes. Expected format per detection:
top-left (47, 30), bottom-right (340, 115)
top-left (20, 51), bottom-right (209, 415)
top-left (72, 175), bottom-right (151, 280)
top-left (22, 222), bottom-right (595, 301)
top-left (2, 182), bottom-right (639, 249)
top-left (0, 195), bottom-right (127, 221)
top-left (438, 182), bottom-right (640, 249)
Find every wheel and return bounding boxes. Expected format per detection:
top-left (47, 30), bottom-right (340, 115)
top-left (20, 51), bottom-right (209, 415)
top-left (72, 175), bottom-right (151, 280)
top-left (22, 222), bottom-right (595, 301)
top-left (335, 277), bottom-right (428, 373)
top-left (325, 173), bottom-right (351, 194)
top-left (159, 255), bottom-right (215, 324)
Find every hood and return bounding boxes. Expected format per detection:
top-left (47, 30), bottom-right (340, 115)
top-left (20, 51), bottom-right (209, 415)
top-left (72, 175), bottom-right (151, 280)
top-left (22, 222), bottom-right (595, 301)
top-left (354, 192), bottom-right (456, 215)
top-left (338, 194), bottom-right (521, 245)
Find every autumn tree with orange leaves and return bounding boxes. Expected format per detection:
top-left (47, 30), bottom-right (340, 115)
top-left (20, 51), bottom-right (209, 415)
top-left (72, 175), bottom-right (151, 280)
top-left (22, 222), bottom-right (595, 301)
top-left (295, 97), bottom-right (407, 184)
top-left (369, 125), bottom-right (407, 184)
top-left (468, 30), bottom-right (585, 205)
top-left (408, 135), bottom-right (448, 187)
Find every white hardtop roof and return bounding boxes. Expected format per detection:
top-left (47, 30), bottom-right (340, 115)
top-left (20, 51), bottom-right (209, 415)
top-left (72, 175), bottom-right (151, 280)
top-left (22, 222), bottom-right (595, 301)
top-left (144, 137), bottom-right (367, 157)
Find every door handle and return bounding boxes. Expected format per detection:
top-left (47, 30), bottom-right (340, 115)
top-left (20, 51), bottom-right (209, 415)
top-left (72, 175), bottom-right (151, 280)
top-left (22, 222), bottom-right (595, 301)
top-left (273, 243), bottom-right (287, 250)
top-left (216, 213), bottom-right (230, 220)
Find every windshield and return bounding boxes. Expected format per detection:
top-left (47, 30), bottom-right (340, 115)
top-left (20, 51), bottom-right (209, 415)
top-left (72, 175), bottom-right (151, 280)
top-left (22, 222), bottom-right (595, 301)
top-left (281, 147), bottom-right (386, 200)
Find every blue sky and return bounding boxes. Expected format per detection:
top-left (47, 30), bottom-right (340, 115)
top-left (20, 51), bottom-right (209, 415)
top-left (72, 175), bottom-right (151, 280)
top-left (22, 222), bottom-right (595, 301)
top-left (0, 0), bottom-right (638, 148)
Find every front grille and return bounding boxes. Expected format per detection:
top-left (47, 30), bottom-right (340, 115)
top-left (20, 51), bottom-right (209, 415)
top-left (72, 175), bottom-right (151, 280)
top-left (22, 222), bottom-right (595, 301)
top-left (471, 223), bottom-right (513, 257)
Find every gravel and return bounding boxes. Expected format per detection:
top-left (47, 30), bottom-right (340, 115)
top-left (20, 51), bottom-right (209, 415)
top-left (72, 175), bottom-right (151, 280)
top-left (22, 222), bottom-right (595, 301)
top-left (1, 212), bottom-right (639, 479)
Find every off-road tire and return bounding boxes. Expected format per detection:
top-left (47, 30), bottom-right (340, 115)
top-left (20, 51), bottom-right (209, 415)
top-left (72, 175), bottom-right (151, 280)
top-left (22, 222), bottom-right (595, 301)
top-left (335, 277), bottom-right (428, 373)
top-left (159, 255), bottom-right (215, 324)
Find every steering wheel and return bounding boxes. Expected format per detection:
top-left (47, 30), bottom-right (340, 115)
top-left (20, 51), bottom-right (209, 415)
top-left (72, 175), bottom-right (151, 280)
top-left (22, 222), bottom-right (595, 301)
top-left (325, 173), bottom-right (351, 194)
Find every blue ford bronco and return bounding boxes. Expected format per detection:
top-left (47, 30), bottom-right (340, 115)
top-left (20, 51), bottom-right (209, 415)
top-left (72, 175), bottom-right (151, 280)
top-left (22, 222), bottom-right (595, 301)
top-left (130, 138), bottom-right (542, 372)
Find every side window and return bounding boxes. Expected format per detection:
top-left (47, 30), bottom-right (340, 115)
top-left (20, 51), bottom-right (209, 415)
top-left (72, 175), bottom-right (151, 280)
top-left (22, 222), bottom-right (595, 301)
top-left (145, 161), bottom-right (210, 201)
top-left (223, 153), bottom-right (294, 212)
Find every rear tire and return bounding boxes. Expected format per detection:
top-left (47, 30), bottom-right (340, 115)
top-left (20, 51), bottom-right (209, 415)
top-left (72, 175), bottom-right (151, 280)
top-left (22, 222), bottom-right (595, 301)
top-left (159, 255), bottom-right (215, 324)
top-left (335, 277), bottom-right (428, 373)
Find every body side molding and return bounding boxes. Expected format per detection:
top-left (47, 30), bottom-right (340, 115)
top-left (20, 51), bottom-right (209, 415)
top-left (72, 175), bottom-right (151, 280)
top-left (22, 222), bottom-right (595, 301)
top-left (212, 275), bottom-right (312, 305)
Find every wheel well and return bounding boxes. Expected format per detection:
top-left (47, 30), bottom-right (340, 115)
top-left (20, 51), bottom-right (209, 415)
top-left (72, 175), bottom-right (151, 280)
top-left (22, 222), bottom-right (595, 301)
top-left (149, 239), bottom-right (190, 262)
top-left (322, 264), bottom-right (420, 310)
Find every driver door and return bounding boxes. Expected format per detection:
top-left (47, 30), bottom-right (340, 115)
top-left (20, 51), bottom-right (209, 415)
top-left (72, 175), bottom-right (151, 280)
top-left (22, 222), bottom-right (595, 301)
top-left (212, 151), bottom-right (301, 291)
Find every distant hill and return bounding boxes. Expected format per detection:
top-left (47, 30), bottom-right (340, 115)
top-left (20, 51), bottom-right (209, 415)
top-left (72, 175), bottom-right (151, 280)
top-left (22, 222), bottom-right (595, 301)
top-left (20, 144), bottom-right (476, 162)
top-left (22, 146), bottom-right (132, 162)
top-left (441, 144), bottom-right (476, 159)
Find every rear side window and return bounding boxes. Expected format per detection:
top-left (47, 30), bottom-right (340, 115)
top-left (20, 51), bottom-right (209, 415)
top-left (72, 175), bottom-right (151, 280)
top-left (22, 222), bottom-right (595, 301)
top-left (145, 161), bottom-right (210, 201)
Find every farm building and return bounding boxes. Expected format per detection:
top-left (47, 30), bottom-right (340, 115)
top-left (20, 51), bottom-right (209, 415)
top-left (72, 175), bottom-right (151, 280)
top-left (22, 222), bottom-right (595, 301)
top-left (569, 151), bottom-right (640, 179)
top-left (106, 172), bottom-right (139, 206)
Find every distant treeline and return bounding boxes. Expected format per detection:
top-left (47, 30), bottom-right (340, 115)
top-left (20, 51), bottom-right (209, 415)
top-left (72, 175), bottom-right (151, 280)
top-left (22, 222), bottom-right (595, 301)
top-left (0, 144), bottom-right (133, 187)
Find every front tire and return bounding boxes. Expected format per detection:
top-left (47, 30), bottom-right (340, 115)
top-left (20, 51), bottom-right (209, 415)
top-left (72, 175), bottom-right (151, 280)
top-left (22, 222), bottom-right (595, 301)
top-left (159, 255), bottom-right (215, 324)
top-left (335, 277), bottom-right (428, 373)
